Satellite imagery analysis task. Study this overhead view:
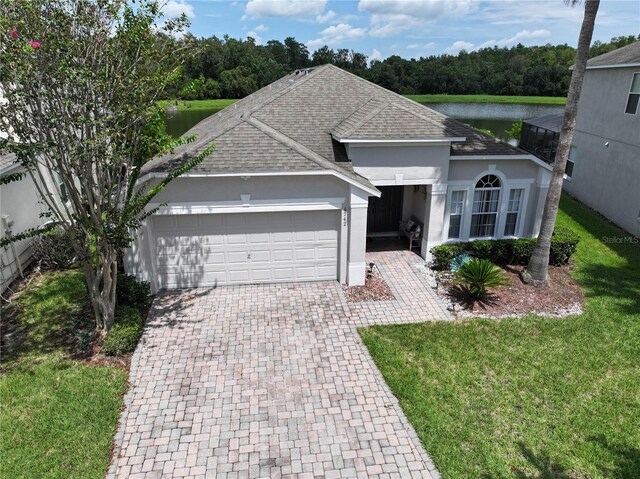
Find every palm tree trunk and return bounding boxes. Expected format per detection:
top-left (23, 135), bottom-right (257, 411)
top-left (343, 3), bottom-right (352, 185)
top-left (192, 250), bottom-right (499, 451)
top-left (522, 0), bottom-right (600, 286)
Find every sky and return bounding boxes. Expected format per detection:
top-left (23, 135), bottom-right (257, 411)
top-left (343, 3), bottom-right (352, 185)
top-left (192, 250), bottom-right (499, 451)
top-left (162, 0), bottom-right (640, 60)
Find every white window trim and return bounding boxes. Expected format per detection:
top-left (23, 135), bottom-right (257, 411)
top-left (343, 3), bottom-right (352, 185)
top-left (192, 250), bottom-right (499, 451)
top-left (445, 189), bottom-right (467, 240)
top-left (444, 171), bottom-right (531, 242)
top-left (624, 72), bottom-right (640, 115)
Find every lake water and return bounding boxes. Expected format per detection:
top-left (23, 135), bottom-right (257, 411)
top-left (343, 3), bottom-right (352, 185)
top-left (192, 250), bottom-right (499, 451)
top-left (165, 102), bottom-right (565, 143)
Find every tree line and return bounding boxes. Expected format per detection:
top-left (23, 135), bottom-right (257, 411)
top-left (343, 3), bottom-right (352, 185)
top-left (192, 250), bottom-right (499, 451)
top-left (167, 34), bottom-right (639, 100)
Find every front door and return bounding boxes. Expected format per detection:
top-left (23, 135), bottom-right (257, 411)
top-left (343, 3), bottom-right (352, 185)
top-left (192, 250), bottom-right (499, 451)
top-left (367, 186), bottom-right (404, 234)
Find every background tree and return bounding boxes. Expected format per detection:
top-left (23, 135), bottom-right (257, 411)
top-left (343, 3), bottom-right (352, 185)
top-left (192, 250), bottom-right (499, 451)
top-left (0, 0), bottom-right (214, 330)
top-left (523, 0), bottom-right (600, 285)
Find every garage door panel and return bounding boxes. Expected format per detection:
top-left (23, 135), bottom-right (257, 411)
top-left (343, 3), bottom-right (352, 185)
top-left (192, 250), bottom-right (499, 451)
top-left (153, 210), bottom-right (338, 288)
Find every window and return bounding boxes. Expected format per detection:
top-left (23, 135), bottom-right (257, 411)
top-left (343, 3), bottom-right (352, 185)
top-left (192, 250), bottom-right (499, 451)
top-left (504, 189), bottom-right (524, 236)
top-left (57, 173), bottom-right (68, 202)
top-left (566, 145), bottom-right (576, 177)
top-left (471, 174), bottom-right (501, 237)
top-left (625, 73), bottom-right (640, 114)
top-left (448, 191), bottom-right (465, 238)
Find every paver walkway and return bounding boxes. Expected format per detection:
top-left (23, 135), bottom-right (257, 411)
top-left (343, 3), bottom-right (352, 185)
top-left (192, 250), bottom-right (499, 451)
top-left (109, 249), bottom-right (451, 479)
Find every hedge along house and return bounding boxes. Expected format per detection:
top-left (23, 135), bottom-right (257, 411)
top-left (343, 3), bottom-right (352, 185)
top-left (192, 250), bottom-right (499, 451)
top-left (125, 65), bottom-right (553, 292)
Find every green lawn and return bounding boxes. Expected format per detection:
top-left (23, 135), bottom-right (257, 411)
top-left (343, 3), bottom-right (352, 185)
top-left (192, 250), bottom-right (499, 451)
top-left (161, 94), bottom-right (566, 112)
top-left (159, 98), bottom-right (238, 111)
top-left (0, 271), bottom-right (128, 479)
top-left (406, 94), bottom-right (567, 105)
top-left (360, 194), bottom-right (640, 479)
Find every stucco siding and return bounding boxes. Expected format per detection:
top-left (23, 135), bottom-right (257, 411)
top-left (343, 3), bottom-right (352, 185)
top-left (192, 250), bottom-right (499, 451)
top-left (0, 168), bottom-right (46, 292)
top-left (564, 131), bottom-right (640, 235)
top-left (576, 66), bottom-right (640, 143)
top-left (347, 144), bottom-right (450, 184)
top-left (152, 175), bottom-right (350, 204)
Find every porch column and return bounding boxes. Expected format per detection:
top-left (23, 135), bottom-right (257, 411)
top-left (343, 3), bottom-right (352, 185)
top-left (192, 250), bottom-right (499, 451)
top-left (347, 185), bottom-right (368, 285)
top-left (421, 184), bottom-right (448, 260)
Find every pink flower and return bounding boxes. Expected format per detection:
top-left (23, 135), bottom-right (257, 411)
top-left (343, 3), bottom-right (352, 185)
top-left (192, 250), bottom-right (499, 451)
top-left (10, 29), bottom-right (18, 39)
top-left (28, 40), bottom-right (41, 49)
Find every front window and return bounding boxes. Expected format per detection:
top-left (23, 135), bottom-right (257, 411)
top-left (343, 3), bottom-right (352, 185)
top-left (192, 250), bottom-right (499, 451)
top-left (448, 191), bottom-right (465, 238)
top-left (504, 189), bottom-right (524, 236)
top-left (625, 73), bottom-right (640, 114)
top-left (471, 174), bottom-right (501, 237)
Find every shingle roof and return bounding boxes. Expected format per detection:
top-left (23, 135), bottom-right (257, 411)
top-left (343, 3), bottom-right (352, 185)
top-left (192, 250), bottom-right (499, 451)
top-left (587, 41), bottom-right (640, 68)
top-left (144, 65), bottom-right (527, 185)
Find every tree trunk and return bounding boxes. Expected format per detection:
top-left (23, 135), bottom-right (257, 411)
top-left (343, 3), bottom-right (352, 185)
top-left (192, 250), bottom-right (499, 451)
top-left (83, 247), bottom-right (118, 331)
top-left (522, 0), bottom-right (600, 286)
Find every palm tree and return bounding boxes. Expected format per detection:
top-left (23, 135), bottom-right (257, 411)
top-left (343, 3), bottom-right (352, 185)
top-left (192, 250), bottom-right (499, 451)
top-left (522, 0), bottom-right (600, 286)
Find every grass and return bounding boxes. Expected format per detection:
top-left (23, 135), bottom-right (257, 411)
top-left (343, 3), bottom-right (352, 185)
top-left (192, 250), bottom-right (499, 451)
top-left (161, 95), bottom-right (566, 112)
top-left (159, 98), bottom-right (238, 111)
top-left (406, 94), bottom-right (567, 104)
top-left (359, 193), bottom-right (640, 479)
top-left (0, 270), bottom-right (128, 479)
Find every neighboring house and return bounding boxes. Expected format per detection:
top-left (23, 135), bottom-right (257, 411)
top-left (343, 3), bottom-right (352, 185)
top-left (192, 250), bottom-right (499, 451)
top-left (562, 42), bottom-right (640, 235)
top-left (126, 64), bottom-right (554, 291)
top-left (0, 154), bottom-right (48, 294)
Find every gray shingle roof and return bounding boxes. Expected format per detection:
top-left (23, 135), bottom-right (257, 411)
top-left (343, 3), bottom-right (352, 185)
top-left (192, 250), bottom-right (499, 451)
top-left (587, 41), bottom-right (640, 68)
top-left (144, 65), bottom-right (527, 184)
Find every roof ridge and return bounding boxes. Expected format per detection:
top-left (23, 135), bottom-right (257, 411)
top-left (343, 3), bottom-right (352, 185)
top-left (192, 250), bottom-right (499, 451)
top-left (243, 115), bottom-right (375, 191)
top-left (339, 98), bottom-right (389, 138)
top-left (243, 65), bottom-right (333, 119)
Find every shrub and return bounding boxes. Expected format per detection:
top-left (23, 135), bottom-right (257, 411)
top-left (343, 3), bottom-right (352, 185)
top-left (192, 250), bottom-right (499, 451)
top-left (430, 227), bottom-right (580, 270)
top-left (116, 273), bottom-right (151, 311)
top-left (455, 258), bottom-right (509, 299)
top-left (103, 306), bottom-right (143, 356)
top-left (30, 226), bottom-right (76, 269)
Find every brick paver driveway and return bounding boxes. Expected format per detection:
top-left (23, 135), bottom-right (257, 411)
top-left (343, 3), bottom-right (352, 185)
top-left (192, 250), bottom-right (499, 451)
top-left (110, 249), bottom-right (450, 478)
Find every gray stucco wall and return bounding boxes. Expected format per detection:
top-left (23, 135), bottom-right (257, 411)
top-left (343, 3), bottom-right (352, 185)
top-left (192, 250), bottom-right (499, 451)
top-left (347, 144), bottom-right (450, 184)
top-left (152, 174), bottom-right (349, 204)
top-left (563, 66), bottom-right (640, 235)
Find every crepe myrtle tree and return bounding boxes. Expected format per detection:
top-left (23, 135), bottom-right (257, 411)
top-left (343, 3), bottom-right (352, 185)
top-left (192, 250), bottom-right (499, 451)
top-left (0, 0), bottom-right (214, 330)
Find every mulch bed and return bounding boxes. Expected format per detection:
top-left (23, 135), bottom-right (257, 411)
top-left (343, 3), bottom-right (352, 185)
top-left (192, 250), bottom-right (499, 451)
top-left (439, 263), bottom-right (584, 318)
top-left (342, 266), bottom-right (395, 302)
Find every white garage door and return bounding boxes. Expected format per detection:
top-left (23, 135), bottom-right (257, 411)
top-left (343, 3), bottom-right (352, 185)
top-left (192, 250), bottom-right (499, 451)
top-left (152, 210), bottom-right (339, 288)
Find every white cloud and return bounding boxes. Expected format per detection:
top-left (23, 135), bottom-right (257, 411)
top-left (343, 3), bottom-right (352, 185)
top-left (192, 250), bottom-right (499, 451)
top-left (408, 41), bottom-right (437, 50)
top-left (162, 0), bottom-right (195, 19)
top-left (246, 0), bottom-right (327, 18)
top-left (479, 1), bottom-right (584, 26)
top-left (307, 23), bottom-right (367, 49)
top-left (359, 0), bottom-right (475, 38)
top-left (368, 48), bottom-right (383, 64)
top-left (254, 24), bottom-right (269, 32)
top-left (444, 40), bottom-right (474, 55)
top-left (247, 31), bottom-right (263, 44)
top-left (316, 9), bottom-right (336, 23)
top-left (477, 29), bottom-right (551, 49)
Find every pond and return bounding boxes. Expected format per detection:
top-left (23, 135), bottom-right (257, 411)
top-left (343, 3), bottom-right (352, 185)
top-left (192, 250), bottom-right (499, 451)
top-left (165, 101), bottom-right (565, 144)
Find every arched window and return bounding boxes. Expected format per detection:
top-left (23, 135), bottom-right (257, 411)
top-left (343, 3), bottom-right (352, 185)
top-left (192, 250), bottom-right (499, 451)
top-left (471, 174), bottom-right (501, 237)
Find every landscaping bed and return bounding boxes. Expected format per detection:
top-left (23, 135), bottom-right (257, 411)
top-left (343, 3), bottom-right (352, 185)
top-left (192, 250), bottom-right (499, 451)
top-left (360, 194), bottom-right (640, 479)
top-left (432, 263), bottom-right (583, 318)
top-left (342, 265), bottom-right (395, 302)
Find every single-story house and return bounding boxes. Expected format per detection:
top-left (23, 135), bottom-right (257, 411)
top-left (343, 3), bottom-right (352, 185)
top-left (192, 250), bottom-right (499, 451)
top-left (126, 65), bottom-right (553, 291)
